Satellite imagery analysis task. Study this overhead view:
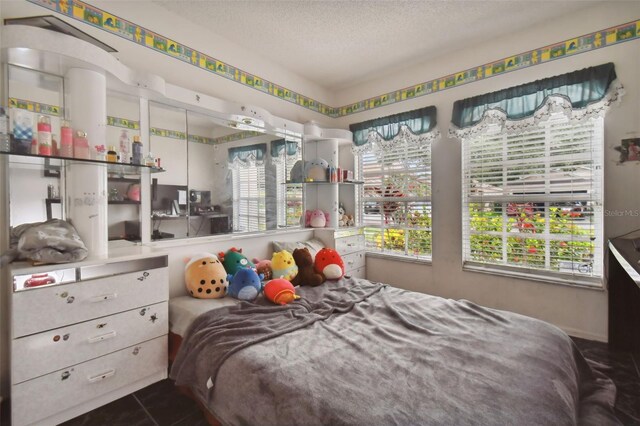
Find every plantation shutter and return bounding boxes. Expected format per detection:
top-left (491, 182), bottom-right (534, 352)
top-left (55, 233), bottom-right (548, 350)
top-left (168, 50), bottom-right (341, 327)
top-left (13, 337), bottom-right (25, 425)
top-left (232, 164), bottom-right (266, 232)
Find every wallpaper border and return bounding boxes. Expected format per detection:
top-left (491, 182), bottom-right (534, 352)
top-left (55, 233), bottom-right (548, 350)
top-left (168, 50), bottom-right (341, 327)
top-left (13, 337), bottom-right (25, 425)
top-left (26, 0), bottom-right (640, 118)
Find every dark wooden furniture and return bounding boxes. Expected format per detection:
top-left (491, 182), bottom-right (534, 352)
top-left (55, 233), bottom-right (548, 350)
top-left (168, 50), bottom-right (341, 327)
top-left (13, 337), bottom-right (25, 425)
top-left (608, 238), bottom-right (640, 351)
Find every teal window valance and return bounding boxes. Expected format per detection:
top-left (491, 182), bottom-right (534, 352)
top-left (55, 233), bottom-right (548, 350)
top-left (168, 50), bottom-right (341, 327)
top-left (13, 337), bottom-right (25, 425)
top-left (228, 143), bottom-right (267, 167)
top-left (450, 62), bottom-right (624, 138)
top-left (270, 139), bottom-right (299, 157)
top-left (349, 106), bottom-right (439, 152)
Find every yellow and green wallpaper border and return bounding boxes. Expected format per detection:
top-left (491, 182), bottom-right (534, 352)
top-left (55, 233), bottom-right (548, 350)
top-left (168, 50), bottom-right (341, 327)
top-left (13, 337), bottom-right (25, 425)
top-left (27, 0), bottom-right (639, 118)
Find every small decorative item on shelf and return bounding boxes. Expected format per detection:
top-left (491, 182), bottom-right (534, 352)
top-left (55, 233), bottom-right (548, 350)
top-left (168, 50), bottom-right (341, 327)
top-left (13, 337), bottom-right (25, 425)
top-left (108, 187), bottom-right (123, 202)
top-left (59, 120), bottom-right (73, 157)
top-left (145, 152), bottom-right (155, 167)
top-left (126, 183), bottom-right (141, 202)
top-left (342, 169), bottom-right (354, 182)
top-left (73, 130), bottom-right (90, 159)
top-left (132, 135), bottom-right (143, 165)
top-left (94, 145), bottom-right (106, 162)
top-left (30, 138), bottom-right (38, 155)
top-left (106, 145), bottom-right (118, 163)
top-left (37, 115), bottom-right (52, 156)
top-left (12, 109), bottom-right (33, 154)
top-left (305, 158), bottom-right (329, 181)
top-left (119, 129), bottom-right (130, 162)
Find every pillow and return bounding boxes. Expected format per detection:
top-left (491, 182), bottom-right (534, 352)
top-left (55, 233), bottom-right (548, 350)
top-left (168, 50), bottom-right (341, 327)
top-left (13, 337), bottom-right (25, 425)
top-left (271, 238), bottom-right (325, 260)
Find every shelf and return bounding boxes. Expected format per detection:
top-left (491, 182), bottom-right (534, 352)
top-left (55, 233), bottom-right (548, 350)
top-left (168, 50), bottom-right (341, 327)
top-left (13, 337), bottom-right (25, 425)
top-left (1, 151), bottom-right (165, 174)
top-left (284, 181), bottom-right (363, 185)
top-left (108, 200), bottom-right (140, 205)
top-left (108, 176), bottom-right (141, 183)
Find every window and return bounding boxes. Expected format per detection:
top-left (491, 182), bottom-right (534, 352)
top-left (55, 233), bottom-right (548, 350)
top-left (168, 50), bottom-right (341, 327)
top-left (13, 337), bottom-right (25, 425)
top-left (350, 106), bottom-right (438, 260)
top-left (360, 137), bottom-right (432, 259)
top-left (232, 164), bottom-right (266, 232)
top-left (462, 118), bottom-right (603, 283)
top-left (275, 151), bottom-right (303, 227)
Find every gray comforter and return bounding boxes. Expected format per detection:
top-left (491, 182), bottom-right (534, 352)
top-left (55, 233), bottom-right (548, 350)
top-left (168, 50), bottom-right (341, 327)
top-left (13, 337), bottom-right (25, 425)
top-left (170, 278), bottom-right (619, 425)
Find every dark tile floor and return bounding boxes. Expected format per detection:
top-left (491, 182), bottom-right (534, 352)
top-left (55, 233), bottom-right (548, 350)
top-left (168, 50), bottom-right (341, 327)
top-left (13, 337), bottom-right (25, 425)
top-left (61, 337), bottom-right (640, 426)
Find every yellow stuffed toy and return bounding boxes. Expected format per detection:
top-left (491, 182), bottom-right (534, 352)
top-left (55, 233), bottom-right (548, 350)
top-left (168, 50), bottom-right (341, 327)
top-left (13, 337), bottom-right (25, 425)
top-left (185, 253), bottom-right (229, 299)
top-left (271, 250), bottom-right (298, 281)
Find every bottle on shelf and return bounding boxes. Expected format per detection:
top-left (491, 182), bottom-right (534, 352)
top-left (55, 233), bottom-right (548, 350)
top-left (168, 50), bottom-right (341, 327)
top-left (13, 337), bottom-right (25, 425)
top-left (106, 145), bottom-right (118, 163)
top-left (73, 130), bottom-right (90, 159)
top-left (132, 135), bottom-right (143, 165)
top-left (59, 120), bottom-right (74, 158)
top-left (37, 115), bottom-right (52, 156)
top-left (94, 145), bottom-right (106, 162)
top-left (30, 138), bottom-right (38, 155)
top-left (145, 152), bottom-right (155, 167)
top-left (119, 129), bottom-right (130, 163)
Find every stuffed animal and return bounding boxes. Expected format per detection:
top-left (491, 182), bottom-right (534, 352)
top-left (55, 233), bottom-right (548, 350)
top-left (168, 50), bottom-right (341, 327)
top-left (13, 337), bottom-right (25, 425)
top-left (291, 247), bottom-right (325, 287)
top-left (218, 247), bottom-right (255, 276)
top-left (184, 253), bottom-right (229, 299)
top-left (305, 158), bottom-right (329, 181)
top-left (305, 209), bottom-right (329, 228)
top-left (227, 268), bottom-right (263, 301)
top-left (271, 250), bottom-right (298, 281)
top-left (289, 160), bottom-right (306, 182)
top-left (314, 248), bottom-right (345, 280)
top-left (252, 258), bottom-right (273, 281)
top-left (264, 278), bottom-right (300, 305)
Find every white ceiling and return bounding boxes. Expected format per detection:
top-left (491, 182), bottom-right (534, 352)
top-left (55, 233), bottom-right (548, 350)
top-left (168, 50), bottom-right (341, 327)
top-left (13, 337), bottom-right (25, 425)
top-left (152, 0), bottom-right (605, 92)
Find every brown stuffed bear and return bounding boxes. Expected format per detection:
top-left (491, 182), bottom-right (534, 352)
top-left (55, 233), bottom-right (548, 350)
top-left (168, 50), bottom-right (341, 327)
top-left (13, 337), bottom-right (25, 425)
top-left (291, 247), bottom-right (325, 287)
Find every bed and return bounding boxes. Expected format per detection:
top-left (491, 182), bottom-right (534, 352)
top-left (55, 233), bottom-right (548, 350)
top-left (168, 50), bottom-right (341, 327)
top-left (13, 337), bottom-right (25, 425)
top-left (169, 277), bottom-right (620, 425)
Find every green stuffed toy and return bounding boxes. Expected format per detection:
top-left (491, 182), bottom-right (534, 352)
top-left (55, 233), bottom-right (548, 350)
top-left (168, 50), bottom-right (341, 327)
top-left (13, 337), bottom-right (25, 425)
top-left (218, 247), bottom-right (255, 276)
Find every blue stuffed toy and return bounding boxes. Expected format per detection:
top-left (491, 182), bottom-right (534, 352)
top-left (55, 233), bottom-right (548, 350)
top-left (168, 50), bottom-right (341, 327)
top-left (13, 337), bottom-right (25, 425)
top-left (227, 268), bottom-right (264, 301)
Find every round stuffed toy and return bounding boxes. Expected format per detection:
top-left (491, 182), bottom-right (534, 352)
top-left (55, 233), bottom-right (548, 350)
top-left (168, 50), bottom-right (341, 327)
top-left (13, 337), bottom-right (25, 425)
top-left (305, 209), bottom-right (328, 228)
top-left (227, 268), bottom-right (263, 301)
top-left (314, 248), bottom-right (345, 280)
top-left (305, 158), bottom-right (329, 181)
top-left (218, 247), bottom-right (255, 276)
top-left (271, 250), bottom-right (298, 281)
top-left (264, 278), bottom-right (300, 305)
top-left (184, 253), bottom-right (229, 299)
top-left (291, 247), bottom-right (325, 287)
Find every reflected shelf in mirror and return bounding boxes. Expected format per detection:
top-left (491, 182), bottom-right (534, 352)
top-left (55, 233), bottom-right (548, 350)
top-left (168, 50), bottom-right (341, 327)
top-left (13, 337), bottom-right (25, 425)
top-left (1, 151), bottom-right (166, 174)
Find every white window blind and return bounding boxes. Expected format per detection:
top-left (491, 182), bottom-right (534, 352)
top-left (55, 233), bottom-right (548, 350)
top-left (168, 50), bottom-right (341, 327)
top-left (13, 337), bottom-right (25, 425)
top-left (276, 156), bottom-right (303, 227)
top-left (232, 164), bottom-right (266, 232)
top-left (360, 139), bottom-right (432, 259)
top-left (462, 118), bottom-right (603, 284)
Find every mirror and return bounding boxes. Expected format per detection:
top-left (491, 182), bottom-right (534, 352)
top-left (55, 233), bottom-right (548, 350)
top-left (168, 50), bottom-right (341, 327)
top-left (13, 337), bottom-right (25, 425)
top-left (149, 104), bottom-right (303, 241)
top-left (106, 91), bottom-right (142, 242)
top-left (6, 65), bottom-right (65, 227)
top-left (149, 101), bottom-right (189, 240)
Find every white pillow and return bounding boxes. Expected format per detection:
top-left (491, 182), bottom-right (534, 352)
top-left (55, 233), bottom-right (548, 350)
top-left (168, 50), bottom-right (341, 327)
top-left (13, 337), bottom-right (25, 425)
top-left (271, 238), bottom-right (325, 260)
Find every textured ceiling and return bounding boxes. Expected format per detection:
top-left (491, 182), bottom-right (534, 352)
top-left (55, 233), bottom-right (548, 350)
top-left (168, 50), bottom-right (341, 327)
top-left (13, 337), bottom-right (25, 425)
top-left (153, 0), bottom-right (600, 91)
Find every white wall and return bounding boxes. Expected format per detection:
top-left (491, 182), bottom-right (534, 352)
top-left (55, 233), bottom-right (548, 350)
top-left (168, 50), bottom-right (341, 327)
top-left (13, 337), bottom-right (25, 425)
top-left (333, 2), bottom-right (640, 341)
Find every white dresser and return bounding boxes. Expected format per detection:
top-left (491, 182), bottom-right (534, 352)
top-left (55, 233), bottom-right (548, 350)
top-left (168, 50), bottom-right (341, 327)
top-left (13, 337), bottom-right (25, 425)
top-left (9, 250), bottom-right (169, 426)
top-left (314, 228), bottom-right (366, 279)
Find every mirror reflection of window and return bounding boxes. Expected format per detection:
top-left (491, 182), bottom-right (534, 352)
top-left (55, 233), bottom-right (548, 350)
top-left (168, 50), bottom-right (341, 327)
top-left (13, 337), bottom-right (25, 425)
top-left (229, 143), bottom-right (267, 232)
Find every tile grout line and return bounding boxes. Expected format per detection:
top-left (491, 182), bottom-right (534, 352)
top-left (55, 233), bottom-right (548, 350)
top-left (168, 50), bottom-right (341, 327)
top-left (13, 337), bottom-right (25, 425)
top-left (133, 393), bottom-right (160, 426)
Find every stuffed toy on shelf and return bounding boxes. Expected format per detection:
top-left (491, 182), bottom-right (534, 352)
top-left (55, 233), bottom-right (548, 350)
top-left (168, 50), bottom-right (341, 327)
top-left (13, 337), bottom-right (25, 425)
top-left (227, 268), bottom-right (263, 301)
top-left (271, 250), bottom-right (298, 281)
top-left (304, 158), bottom-right (329, 181)
top-left (184, 252), bottom-right (229, 299)
top-left (305, 209), bottom-right (329, 228)
top-left (218, 247), bottom-right (255, 276)
top-left (264, 278), bottom-right (300, 305)
top-left (314, 248), bottom-right (345, 280)
top-left (291, 247), bottom-right (325, 287)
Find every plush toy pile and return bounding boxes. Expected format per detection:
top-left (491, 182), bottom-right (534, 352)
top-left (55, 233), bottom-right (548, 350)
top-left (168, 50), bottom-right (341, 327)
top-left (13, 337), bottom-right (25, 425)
top-left (227, 268), bottom-right (263, 301)
top-left (218, 247), bottom-right (255, 275)
top-left (264, 278), bottom-right (299, 305)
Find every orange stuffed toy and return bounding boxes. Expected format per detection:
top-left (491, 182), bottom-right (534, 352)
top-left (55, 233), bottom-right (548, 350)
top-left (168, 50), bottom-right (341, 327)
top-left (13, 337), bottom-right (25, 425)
top-left (314, 248), bottom-right (345, 280)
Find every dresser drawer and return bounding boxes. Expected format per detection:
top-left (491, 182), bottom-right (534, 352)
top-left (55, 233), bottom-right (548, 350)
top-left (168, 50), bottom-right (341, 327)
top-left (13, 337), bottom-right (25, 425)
top-left (345, 266), bottom-right (366, 279)
top-left (12, 302), bottom-right (168, 384)
top-left (12, 336), bottom-right (167, 426)
top-left (343, 251), bottom-right (366, 272)
top-left (335, 234), bottom-right (365, 255)
top-left (13, 267), bottom-right (168, 338)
